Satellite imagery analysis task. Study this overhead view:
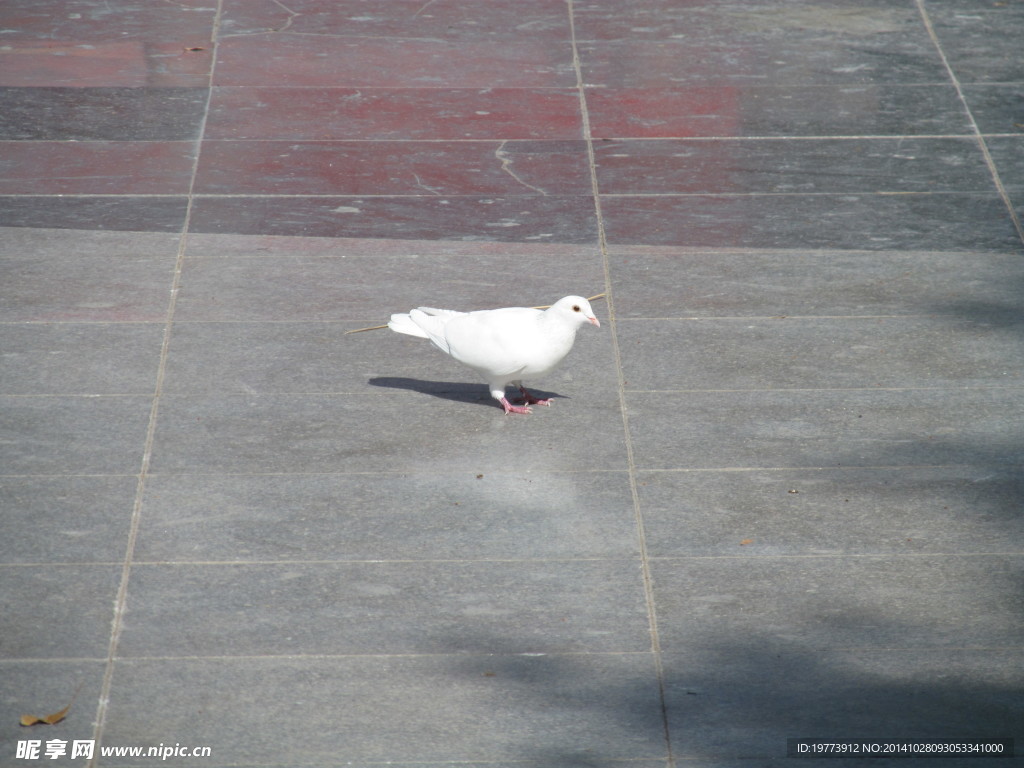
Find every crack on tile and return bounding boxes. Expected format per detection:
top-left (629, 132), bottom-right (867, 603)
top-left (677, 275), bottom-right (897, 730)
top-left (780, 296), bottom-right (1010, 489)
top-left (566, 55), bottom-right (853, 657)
top-left (495, 141), bottom-right (548, 196)
top-left (219, 0), bottom-right (299, 37)
top-left (158, 0), bottom-right (206, 11)
top-left (268, 0), bottom-right (299, 33)
top-left (412, 0), bottom-right (440, 19)
top-left (412, 173), bottom-right (443, 195)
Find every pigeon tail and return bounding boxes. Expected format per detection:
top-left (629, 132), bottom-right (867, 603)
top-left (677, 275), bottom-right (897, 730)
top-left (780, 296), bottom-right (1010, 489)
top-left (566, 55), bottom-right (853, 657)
top-left (387, 313), bottom-right (430, 339)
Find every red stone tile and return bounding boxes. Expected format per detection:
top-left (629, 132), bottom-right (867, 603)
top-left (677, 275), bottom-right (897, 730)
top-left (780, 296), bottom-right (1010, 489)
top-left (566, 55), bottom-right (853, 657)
top-left (0, 42), bottom-right (212, 87)
top-left (0, 0), bottom-right (215, 42)
top-left (206, 87), bottom-right (583, 140)
top-left (584, 87), bottom-right (743, 138)
top-left (194, 140), bottom-right (591, 196)
top-left (0, 142), bottom-right (196, 194)
top-left (219, 0), bottom-right (571, 41)
top-left (0, 0), bottom-right (215, 86)
top-left (214, 34), bottom-right (575, 88)
top-left (188, 195), bottom-right (597, 242)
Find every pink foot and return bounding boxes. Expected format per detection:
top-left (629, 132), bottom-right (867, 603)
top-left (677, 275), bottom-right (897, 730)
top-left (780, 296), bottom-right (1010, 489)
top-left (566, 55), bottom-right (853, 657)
top-left (513, 387), bottom-right (552, 407)
top-left (499, 396), bottom-right (532, 415)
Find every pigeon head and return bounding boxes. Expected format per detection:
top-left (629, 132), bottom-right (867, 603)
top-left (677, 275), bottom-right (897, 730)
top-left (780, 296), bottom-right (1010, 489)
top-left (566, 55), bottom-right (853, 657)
top-left (549, 295), bottom-right (601, 328)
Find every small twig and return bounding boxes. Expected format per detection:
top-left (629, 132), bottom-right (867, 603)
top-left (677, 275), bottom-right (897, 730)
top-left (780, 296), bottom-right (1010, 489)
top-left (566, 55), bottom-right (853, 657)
top-left (345, 293), bottom-right (607, 334)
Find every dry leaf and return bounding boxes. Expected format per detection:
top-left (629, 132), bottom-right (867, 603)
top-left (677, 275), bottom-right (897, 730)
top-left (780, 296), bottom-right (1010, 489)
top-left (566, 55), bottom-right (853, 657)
top-left (20, 703), bottom-right (71, 727)
top-left (740, 538), bottom-right (755, 546)
top-left (20, 683), bottom-right (81, 727)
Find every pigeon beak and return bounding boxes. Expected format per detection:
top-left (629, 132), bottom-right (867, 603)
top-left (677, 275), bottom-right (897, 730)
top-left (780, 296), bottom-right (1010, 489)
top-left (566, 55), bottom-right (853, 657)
top-left (589, 316), bottom-right (601, 328)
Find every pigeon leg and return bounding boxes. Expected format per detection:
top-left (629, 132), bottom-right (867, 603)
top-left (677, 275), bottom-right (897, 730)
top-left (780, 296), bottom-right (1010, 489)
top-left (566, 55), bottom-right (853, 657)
top-left (499, 396), bottom-right (532, 415)
top-left (514, 386), bottom-right (552, 407)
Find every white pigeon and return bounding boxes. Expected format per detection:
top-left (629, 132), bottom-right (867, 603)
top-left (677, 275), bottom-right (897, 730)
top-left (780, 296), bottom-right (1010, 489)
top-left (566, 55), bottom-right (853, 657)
top-left (387, 295), bottom-right (601, 414)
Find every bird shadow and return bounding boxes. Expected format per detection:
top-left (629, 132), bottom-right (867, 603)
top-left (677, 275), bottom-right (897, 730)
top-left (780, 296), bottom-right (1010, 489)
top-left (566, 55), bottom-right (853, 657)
top-left (368, 377), bottom-right (566, 408)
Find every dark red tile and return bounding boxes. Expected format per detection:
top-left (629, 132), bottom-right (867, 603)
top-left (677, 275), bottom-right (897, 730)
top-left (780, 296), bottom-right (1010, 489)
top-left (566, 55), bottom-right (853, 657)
top-left (194, 140), bottom-right (591, 196)
top-left (585, 87), bottom-right (743, 139)
top-left (0, 0), bottom-right (215, 42)
top-left (188, 195), bottom-right (597, 242)
top-left (214, 34), bottom-right (575, 88)
top-left (0, 142), bottom-right (196, 195)
top-left (0, 42), bottom-right (212, 87)
top-left (219, 0), bottom-right (570, 41)
top-left (206, 87), bottom-right (583, 140)
top-left (0, 0), bottom-right (215, 86)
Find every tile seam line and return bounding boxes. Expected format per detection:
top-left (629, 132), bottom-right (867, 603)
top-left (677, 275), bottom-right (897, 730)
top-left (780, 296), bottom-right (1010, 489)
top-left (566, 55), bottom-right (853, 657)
top-left (87, 3), bottom-right (225, 760)
top-left (566, 3), bottom-right (674, 766)
top-left (5, 134), bottom-right (1011, 143)
top-left (915, 0), bottom-right (1024, 246)
top-left (4, 552), bottom-right (1015, 568)
top-left (0, 462), bottom-right (998, 480)
top-left (9, 193), bottom-right (999, 199)
top-left (2, 188), bottom-right (1007, 196)
top-left (11, 650), bottom-right (1022, 663)
top-left (106, 651), bottom-right (659, 662)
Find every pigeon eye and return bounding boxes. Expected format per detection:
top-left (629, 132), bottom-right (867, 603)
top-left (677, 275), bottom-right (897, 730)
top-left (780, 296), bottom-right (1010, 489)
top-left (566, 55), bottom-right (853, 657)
top-left (572, 305), bottom-right (581, 312)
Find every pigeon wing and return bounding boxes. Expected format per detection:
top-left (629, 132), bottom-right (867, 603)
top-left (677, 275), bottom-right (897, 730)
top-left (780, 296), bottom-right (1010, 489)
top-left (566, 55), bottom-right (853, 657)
top-left (443, 307), bottom-right (544, 378)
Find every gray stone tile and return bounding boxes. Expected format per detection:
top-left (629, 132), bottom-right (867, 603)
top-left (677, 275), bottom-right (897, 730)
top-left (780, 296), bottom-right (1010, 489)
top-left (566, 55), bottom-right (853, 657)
top-left (575, 0), bottom-right (933, 47)
top-left (0, 396), bottom-right (152, 475)
top-left (985, 136), bottom-right (1024, 194)
top-left (624, 388), bottom-right (1024, 470)
top-left (600, 192), bottom-right (1022, 251)
top-left (0, 227), bottom-right (180, 322)
top-left (176, 233), bottom-right (606, 322)
top-left (0, 323), bottom-right (164, 395)
top-left (606, 247), bottom-right (1024, 319)
top-left (102, 654), bottom-right (666, 765)
top-left (0, 660), bottom-right (106, 764)
top-left (616, 316), bottom-right (1024, 391)
top-left (0, 87), bottom-right (208, 141)
top-left (188, 195), bottom-right (598, 242)
top-left (960, 84), bottom-right (1024, 136)
top-left (136, 471), bottom-right (638, 562)
top-left (928, 2), bottom-right (1024, 83)
top-left (161, 318), bottom-right (613, 396)
top-left (0, 476), bottom-right (136, 563)
top-left (594, 137), bottom-right (996, 195)
top-left (148, 390), bottom-right (626, 474)
top-left (579, 34), bottom-right (949, 88)
top-left (650, 554), bottom-right (1024, 651)
top-left (636, 467), bottom-right (1024, 557)
top-left (0, 565), bottom-right (121, 658)
top-left (585, 83), bottom-right (975, 138)
top-left (119, 560), bottom-right (649, 656)
top-left (663, 648), bottom-right (1023, 762)
top-left (0, 196), bottom-right (188, 233)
